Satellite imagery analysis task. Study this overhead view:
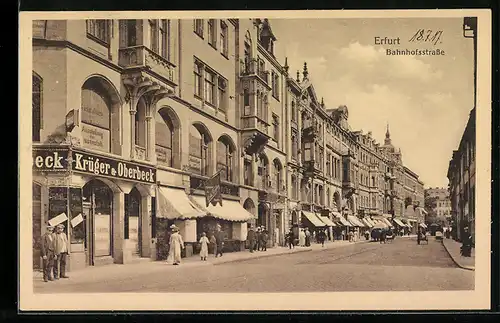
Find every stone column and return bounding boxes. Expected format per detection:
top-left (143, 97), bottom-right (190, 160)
top-left (145, 115), bottom-right (154, 162)
top-left (130, 110), bottom-right (136, 159)
top-left (113, 191), bottom-right (126, 264)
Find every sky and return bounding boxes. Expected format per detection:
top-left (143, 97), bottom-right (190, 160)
top-left (269, 18), bottom-right (475, 188)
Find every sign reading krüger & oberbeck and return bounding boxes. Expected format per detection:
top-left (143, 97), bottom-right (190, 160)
top-left (33, 147), bottom-right (156, 184)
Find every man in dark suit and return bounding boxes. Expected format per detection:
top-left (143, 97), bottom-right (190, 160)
top-left (247, 226), bottom-right (256, 253)
top-left (215, 224), bottom-right (224, 257)
top-left (261, 228), bottom-right (268, 251)
top-left (41, 225), bottom-right (55, 282)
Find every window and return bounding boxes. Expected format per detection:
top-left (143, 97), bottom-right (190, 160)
top-left (32, 73), bottom-right (42, 142)
top-left (208, 19), bottom-right (216, 47)
top-left (86, 20), bottom-right (109, 45)
top-left (291, 131), bottom-right (298, 160)
top-left (303, 142), bottom-right (312, 162)
top-left (291, 101), bottom-right (296, 122)
top-left (155, 108), bottom-right (180, 169)
top-left (81, 79), bottom-right (112, 152)
top-left (217, 137), bottom-right (233, 182)
top-left (244, 157), bottom-right (252, 186)
top-left (243, 89), bottom-right (250, 115)
top-left (204, 69), bottom-right (216, 105)
top-left (258, 154), bottom-right (269, 188)
top-left (149, 20), bottom-right (159, 53)
top-left (291, 176), bottom-right (298, 200)
top-left (125, 20), bottom-right (137, 46)
top-left (272, 73), bottom-right (280, 99)
top-left (272, 114), bottom-right (279, 143)
top-left (218, 77), bottom-right (227, 112)
top-left (189, 124), bottom-right (211, 176)
top-left (194, 61), bottom-right (203, 98)
top-left (160, 19), bottom-right (171, 61)
top-left (273, 160), bottom-right (282, 192)
top-left (326, 153), bottom-right (331, 176)
top-left (220, 21), bottom-right (228, 56)
top-left (194, 19), bottom-right (204, 37)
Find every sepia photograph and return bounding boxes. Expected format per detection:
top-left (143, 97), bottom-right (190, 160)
top-left (19, 10), bottom-right (491, 311)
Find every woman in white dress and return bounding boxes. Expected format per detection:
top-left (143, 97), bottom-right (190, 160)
top-left (167, 226), bottom-right (185, 265)
top-left (299, 229), bottom-right (306, 247)
top-left (199, 232), bottom-right (209, 261)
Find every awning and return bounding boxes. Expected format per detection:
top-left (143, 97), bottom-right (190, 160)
top-left (320, 216), bottom-right (336, 227)
top-left (381, 218), bottom-right (393, 227)
top-left (302, 211), bottom-right (326, 227)
top-left (157, 187), bottom-right (206, 220)
top-left (191, 196), bottom-right (255, 222)
top-left (393, 218), bottom-right (406, 227)
top-left (361, 218), bottom-right (373, 228)
top-left (407, 223), bottom-right (413, 228)
top-left (372, 220), bottom-right (388, 229)
top-left (365, 218), bottom-right (376, 227)
top-left (419, 223), bottom-right (427, 229)
top-left (332, 211), bottom-right (342, 217)
top-left (347, 216), bottom-right (366, 227)
top-left (335, 216), bottom-right (352, 227)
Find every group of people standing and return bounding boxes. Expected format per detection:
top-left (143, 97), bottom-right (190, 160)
top-left (40, 223), bottom-right (70, 282)
top-left (246, 226), bottom-right (269, 252)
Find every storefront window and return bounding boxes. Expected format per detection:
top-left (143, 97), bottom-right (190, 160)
top-left (69, 187), bottom-right (85, 243)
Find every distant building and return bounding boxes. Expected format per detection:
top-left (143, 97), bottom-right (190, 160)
top-left (425, 187), bottom-right (452, 219)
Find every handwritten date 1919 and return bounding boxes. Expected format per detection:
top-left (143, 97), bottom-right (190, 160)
top-left (409, 29), bottom-right (443, 45)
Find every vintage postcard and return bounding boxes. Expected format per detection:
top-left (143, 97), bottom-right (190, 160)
top-left (19, 9), bottom-right (492, 311)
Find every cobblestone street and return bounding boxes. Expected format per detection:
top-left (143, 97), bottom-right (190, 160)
top-left (34, 237), bottom-right (473, 293)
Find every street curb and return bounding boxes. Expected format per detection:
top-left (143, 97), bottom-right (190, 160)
top-left (213, 247), bottom-right (313, 265)
top-left (441, 240), bottom-right (475, 271)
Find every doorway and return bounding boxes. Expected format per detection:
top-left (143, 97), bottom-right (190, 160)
top-left (125, 187), bottom-right (142, 257)
top-left (82, 179), bottom-right (113, 266)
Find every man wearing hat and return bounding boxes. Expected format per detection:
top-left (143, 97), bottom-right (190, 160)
top-left (246, 225), bottom-right (256, 253)
top-left (41, 224), bottom-right (55, 282)
top-left (255, 226), bottom-right (262, 251)
top-left (53, 223), bottom-right (69, 279)
top-left (214, 224), bottom-right (224, 257)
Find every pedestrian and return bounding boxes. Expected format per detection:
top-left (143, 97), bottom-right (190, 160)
top-left (198, 232), bottom-right (209, 261)
top-left (299, 228), bottom-right (306, 247)
top-left (261, 228), bottom-right (268, 251)
top-left (167, 225), bottom-right (185, 265)
top-left (215, 224), bottom-right (224, 257)
top-left (255, 227), bottom-right (262, 251)
top-left (53, 223), bottom-right (69, 279)
top-left (247, 225), bottom-right (256, 253)
top-left (305, 228), bottom-right (311, 247)
top-left (286, 229), bottom-right (294, 249)
top-left (163, 225), bottom-right (173, 260)
top-left (209, 233), bottom-right (217, 256)
top-left (461, 227), bottom-right (473, 257)
top-left (341, 229), bottom-right (346, 241)
top-left (348, 230), bottom-right (353, 242)
top-left (41, 224), bottom-right (55, 282)
top-left (318, 229), bottom-right (326, 247)
top-left (364, 230), bottom-right (370, 241)
top-left (379, 230), bottom-right (386, 244)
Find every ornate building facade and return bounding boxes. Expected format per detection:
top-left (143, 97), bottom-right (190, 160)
top-left (31, 18), bottom-right (425, 271)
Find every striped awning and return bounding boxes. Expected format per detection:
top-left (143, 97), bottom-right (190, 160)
top-left (191, 196), bottom-right (255, 222)
top-left (362, 218), bottom-right (373, 228)
top-left (157, 187), bottom-right (206, 220)
top-left (347, 216), bottom-right (366, 227)
top-left (302, 211), bottom-right (326, 227)
top-left (335, 216), bottom-right (352, 226)
top-left (393, 218), bottom-right (406, 227)
top-left (320, 216), bottom-right (336, 227)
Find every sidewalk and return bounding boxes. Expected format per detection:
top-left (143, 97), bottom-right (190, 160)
top-left (442, 238), bottom-right (475, 271)
top-left (33, 239), bottom-right (370, 286)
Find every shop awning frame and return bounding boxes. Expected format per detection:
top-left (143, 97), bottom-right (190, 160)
top-left (335, 216), bottom-right (352, 227)
top-left (302, 211), bottom-right (326, 227)
top-left (393, 218), bottom-right (406, 227)
top-left (347, 215), bottom-right (366, 227)
top-left (320, 216), bottom-right (336, 227)
top-left (191, 196), bottom-right (255, 222)
top-left (361, 218), bottom-right (373, 228)
top-left (157, 187), bottom-right (206, 220)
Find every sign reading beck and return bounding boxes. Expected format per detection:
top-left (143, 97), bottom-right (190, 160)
top-left (72, 151), bottom-right (156, 184)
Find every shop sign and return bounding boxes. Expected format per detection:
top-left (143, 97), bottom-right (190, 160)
top-left (81, 124), bottom-right (110, 153)
top-left (33, 147), bottom-right (69, 172)
top-left (71, 150), bottom-right (156, 184)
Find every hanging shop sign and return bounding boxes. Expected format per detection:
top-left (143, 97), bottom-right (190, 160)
top-left (71, 150), bottom-right (156, 184)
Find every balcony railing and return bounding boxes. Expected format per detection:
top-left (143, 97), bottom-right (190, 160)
top-left (241, 115), bottom-right (269, 135)
top-left (119, 45), bottom-right (176, 83)
top-left (240, 59), bottom-right (269, 84)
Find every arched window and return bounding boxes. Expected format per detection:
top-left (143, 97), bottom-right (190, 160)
top-left (81, 76), bottom-right (121, 154)
top-left (217, 136), bottom-right (234, 182)
top-left (291, 101), bottom-right (296, 122)
top-left (32, 73), bottom-right (42, 142)
top-left (326, 188), bottom-right (330, 207)
top-left (301, 178), bottom-right (309, 202)
top-left (155, 107), bottom-right (181, 169)
top-left (189, 123), bottom-right (212, 176)
top-left (273, 159), bottom-right (282, 193)
top-left (135, 97), bottom-right (147, 148)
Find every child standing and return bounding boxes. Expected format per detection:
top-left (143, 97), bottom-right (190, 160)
top-left (199, 232), bottom-right (209, 261)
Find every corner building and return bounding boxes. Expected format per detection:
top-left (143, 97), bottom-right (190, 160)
top-left (31, 18), bottom-right (426, 271)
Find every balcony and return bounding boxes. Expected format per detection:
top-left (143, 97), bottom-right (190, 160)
top-left (118, 45), bottom-right (176, 85)
top-left (241, 115), bottom-right (271, 155)
top-left (303, 160), bottom-right (322, 178)
top-left (240, 59), bottom-right (270, 86)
